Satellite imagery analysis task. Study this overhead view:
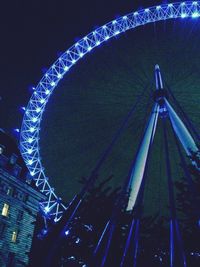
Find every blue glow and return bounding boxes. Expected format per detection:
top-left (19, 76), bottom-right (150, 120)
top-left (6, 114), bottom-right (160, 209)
top-left (192, 12), bottom-right (200, 17)
top-left (65, 230), bottom-right (70, 236)
top-left (68, 256), bottom-right (75, 260)
top-left (44, 206), bottom-right (50, 213)
top-left (28, 159), bottom-right (33, 165)
top-left (181, 13), bottom-right (188, 18)
top-left (28, 138), bottom-right (34, 144)
top-left (14, 128), bottom-right (20, 133)
top-left (21, 106), bottom-right (26, 111)
top-left (29, 127), bottom-right (35, 133)
top-left (32, 117), bottom-right (37, 123)
top-left (75, 237), bottom-right (80, 244)
top-left (30, 171), bottom-right (35, 176)
top-left (20, 1), bottom-right (200, 221)
top-left (41, 229), bottom-right (48, 235)
top-left (27, 149), bottom-right (33, 154)
top-left (36, 107), bottom-right (41, 113)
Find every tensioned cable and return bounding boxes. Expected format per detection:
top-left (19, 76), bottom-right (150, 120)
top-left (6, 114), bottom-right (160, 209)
top-left (92, 88), bottom-right (153, 258)
top-left (165, 82), bottom-right (200, 141)
top-left (46, 83), bottom-right (151, 266)
top-left (99, 102), bottom-right (158, 267)
top-left (162, 118), bottom-right (187, 267)
top-left (63, 84), bottom-right (152, 219)
top-left (120, 115), bottom-right (158, 267)
top-left (92, 91), bottom-right (154, 267)
top-left (163, 118), bottom-right (176, 267)
top-left (170, 118), bottom-right (199, 219)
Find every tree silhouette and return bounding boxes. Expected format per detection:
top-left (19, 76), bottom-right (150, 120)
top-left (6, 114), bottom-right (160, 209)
top-left (29, 158), bottom-right (200, 267)
top-left (175, 149), bottom-right (200, 266)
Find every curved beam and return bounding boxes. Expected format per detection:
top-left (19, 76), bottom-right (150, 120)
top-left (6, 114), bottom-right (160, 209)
top-left (20, 1), bottom-right (200, 221)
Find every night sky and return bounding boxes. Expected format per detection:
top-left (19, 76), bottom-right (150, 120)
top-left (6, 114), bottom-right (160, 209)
top-left (1, 1), bottom-right (200, 215)
top-left (0, 0), bottom-right (158, 131)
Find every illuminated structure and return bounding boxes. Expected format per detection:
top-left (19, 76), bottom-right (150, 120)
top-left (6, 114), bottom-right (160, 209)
top-left (88, 65), bottom-right (199, 267)
top-left (19, 1), bottom-right (200, 222)
top-left (127, 65), bottom-right (198, 211)
top-left (0, 129), bottom-right (45, 266)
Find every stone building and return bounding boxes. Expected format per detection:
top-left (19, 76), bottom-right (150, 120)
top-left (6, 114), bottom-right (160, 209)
top-left (0, 129), bottom-right (46, 266)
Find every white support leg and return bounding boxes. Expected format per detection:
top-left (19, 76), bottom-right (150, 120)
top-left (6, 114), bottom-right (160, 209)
top-left (126, 103), bottom-right (159, 211)
top-left (165, 99), bottom-right (198, 156)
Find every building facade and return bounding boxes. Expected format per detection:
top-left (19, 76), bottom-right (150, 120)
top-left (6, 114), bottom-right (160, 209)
top-left (0, 129), bottom-right (46, 266)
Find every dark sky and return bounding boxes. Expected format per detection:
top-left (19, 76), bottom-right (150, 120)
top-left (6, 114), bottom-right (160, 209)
top-left (0, 0), bottom-right (163, 201)
top-left (1, 0), bottom-right (200, 215)
top-left (0, 0), bottom-right (163, 131)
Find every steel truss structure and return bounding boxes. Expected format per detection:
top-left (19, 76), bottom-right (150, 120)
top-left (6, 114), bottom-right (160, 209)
top-left (20, 1), bottom-right (200, 221)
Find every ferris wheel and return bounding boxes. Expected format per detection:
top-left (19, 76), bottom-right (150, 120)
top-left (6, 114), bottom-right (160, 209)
top-left (19, 1), bottom-right (200, 225)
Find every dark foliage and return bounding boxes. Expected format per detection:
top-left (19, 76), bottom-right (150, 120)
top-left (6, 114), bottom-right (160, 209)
top-left (174, 149), bottom-right (200, 266)
top-left (29, 154), bottom-right (200, 267)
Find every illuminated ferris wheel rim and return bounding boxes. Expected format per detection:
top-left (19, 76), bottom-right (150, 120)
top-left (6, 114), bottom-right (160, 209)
top-left (19, 1), bottom-right (200, 222)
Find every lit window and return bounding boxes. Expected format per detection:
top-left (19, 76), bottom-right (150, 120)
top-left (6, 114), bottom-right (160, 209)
top-left (11, 231), bottom-right (18, 243)
top-left (2, 203), bottom-right (9, 217)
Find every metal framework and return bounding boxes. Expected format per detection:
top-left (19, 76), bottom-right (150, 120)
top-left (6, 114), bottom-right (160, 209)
top-left (94, 65), bottom-right (198, 267)
top-left (127, 65), bottom-right (199, 211)
top-left (20, 1), bottom-right (200, 221)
